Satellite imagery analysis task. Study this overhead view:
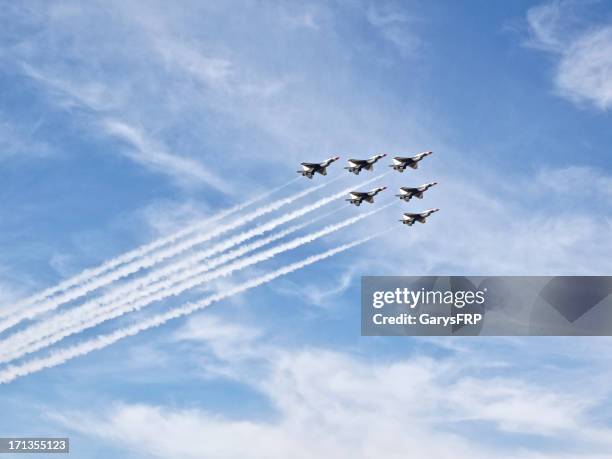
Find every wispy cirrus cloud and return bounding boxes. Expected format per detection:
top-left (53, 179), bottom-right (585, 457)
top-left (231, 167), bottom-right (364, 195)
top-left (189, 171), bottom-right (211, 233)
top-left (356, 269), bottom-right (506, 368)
top-left (3, 2), bottom-right (286, 192)
top-left (273, 263), bottom-right (360, 308)
top-left (0, 114), bottom-right (50, 162)
top-left (526, 1), bottom-right (612, 110)
top-left (556, 26), bottom-right (612, 110)
top-left (366, 2), bottom-right (423, 57)
top-left (535, 165), bottom-right (612, 200)
top-left (20, 63), bottom-right (125, 112)
top-left (101, 119), bottom-right (231, 192)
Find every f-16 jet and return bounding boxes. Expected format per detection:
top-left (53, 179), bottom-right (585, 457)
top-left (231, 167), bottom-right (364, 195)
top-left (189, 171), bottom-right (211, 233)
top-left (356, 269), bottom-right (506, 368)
top-left (297, 156), bottom-right (340, 179)
top-left (390, 151), bottom-right (433, 172)
top-left (346, 187), bottom-right (387, 206)
top-left (396, 182), bottom-right (438, 202)
top-left (400, 208), bottom-right (439, 226)
top-left (344, 154), bottom-right (387, 175)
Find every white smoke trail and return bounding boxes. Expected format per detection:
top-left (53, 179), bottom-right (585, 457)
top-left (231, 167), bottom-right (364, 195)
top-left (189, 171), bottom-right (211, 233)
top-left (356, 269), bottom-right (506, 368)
top-left (0, 177), bottom-right (304, 320)
top-left (0, 222), bottom-right (306, 362)
top-left (0, 204), bottom-right (344, 362)
top-left (0, 232), bottom-right (385, 384)
top-left (0, 204), bottom-right (388, 363)
top-left (0, 177), bottom-right (352, 333)
top-left (2, 201), bottom-right (348, 361)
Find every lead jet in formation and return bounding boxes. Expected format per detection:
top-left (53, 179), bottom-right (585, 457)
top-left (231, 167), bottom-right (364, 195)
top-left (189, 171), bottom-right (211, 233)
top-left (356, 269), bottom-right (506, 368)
top-left (400, 209), bottom-right (439, 226)
top-left (297, 156), bottom-right (340, 179)
top-left (346, 187), bottom-right (387, 206)
top-left (396, 182), bottom-right (438, 202)
top-left (344, 154), bottom-right (387, 175)
top-left (390, 151), bottom-right (433, 172)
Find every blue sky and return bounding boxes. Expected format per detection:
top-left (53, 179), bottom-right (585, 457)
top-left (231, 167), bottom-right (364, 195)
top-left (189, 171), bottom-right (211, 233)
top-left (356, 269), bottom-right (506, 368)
top-left (1, 0), bottom-right (612, 457)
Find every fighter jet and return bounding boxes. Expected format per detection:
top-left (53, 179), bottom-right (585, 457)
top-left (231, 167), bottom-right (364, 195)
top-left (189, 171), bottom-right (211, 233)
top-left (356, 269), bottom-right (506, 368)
top-left (396, 182), bottom-right (438, 202)
top-left (390, 151), bottom-right (433, 172)
top-left (346, 187), bottom-right (387, 206)
top-left (297, 156), bottom-right (340, 179)
top-left (400, 208), bottom-right (439, 226)
top-left (344, 154), bottom-right (387, 175)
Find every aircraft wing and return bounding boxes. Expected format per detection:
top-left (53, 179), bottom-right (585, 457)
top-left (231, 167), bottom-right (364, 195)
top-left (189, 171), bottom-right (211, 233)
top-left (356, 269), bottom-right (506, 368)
top-left (350, 192), bottom-right (367, 198)
top-left (301, 163), bottom-right (317, 171)
top-left (392, 157), bottom-right (406, 165)
top-left (348, 159), bottom-right (367, 166)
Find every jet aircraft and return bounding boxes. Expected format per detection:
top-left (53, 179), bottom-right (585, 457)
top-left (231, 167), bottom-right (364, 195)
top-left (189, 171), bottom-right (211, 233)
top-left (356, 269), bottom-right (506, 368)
top-left (344, 154), bottom-right (387, 175)
top-left (396, 182), bottom-right (438, 202)
top-left (400, 208), bottom-right (440, 226)
top-left (297, 156), bottom-right (340, 179)
top-left (390, 151), bottom-right (433, 172)
top-left (346, 187), bottom-right (387, 206)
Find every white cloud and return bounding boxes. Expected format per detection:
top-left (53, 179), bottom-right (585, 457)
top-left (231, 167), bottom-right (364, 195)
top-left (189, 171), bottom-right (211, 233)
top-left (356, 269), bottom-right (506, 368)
top-left (536, 166), bottom-right (612, 200)
top-left (174, 314), bottom-right (263, 364)
top-left (148, 35), bottom-right (289, 101)
top-left (526, 1), bottom-right (612, 109)
top-left (0, 115), bottom-right (50, 161)
top-left (4, 2), bottom-right (278, 191)
top-left (150, 39), bottom-right (234, 90)
top-left (556, 26), bottom-right (612, 109)
top-left (525, 0), bottom-right (567, 51)
top-left (102, 119), bottom-right (230, 192)
top-left (46, 317), bottom-right (612, 458)
top-left (274, 264), bottom-right (359, 307)
top-left (366, 2), bottom-right (423, 57)
top-left (446, 377), bottom-right (586, 435)
top-left (53, 339), bottom-right (612, 458)
top-left (134, 199), bottom-right (212, 238)
top-left (21, 63), bottom-right (124, 112)
top-left (47, 253), bottom-right (78, 278)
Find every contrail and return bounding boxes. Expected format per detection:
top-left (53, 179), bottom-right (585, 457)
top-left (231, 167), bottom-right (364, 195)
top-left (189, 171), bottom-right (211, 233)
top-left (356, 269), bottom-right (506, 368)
top-left (0, 232), bottom-right (385, 384)
top-left (0, 204), bottom-right (389, 363)
top-left (0, 204), bottom-right (345, 362)
top-left (0, 174), bottom-right (380, 334)
top-left (0, 177), bottom-right (350, 334)
top-left (0, 222), bottom-right (307, 363)
top-left (0, 177), bottom-right (304, 320)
